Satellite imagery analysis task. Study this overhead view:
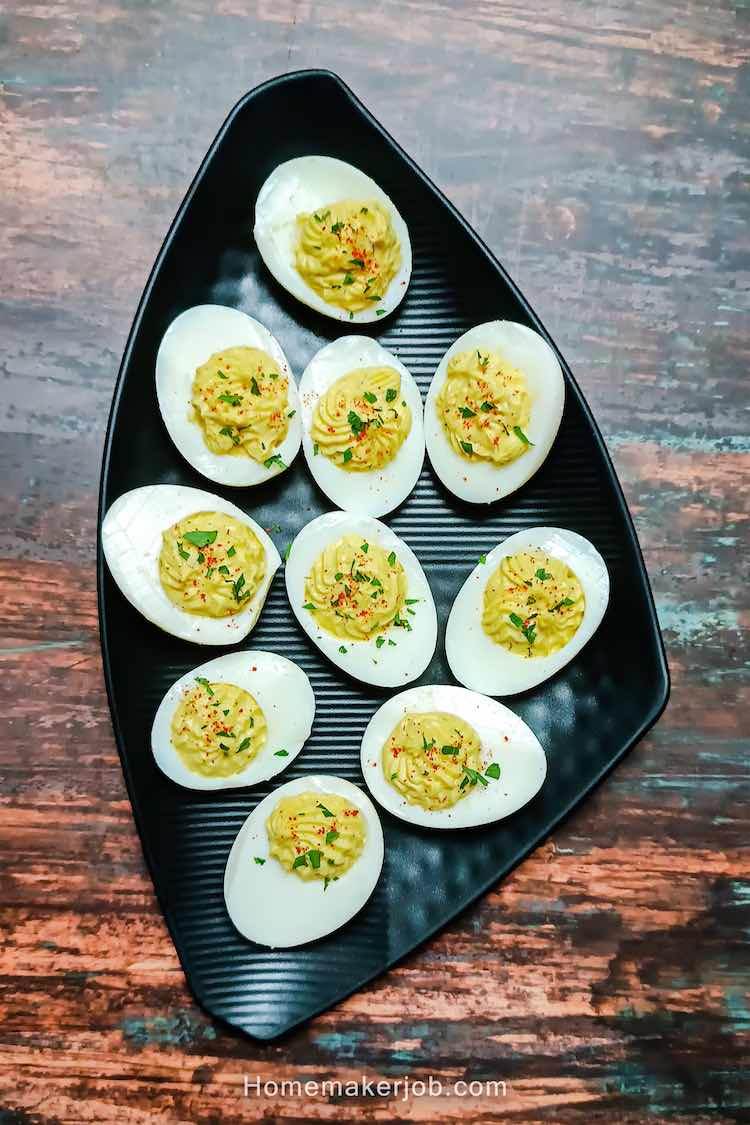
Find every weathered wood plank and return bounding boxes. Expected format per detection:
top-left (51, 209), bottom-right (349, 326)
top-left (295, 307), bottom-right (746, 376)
top-left (1, 0), bottom-right (748, 1120)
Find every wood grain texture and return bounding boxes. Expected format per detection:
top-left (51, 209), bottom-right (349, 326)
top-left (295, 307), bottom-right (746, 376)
top-left (1, 1), bottom-right (748, 1121)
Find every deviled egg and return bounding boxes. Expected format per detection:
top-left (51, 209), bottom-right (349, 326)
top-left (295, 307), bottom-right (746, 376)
top-left (155, 304), bottom-right (302, 487)
top-left (151, 650), bottom-right (315, 790)
top-left (254, 156), bottom-right (412, 323)
top-left (299, 335), bottom-right (424, 516)
top-left (360, 684), bottom-right (546, 829)
top-left (285, 511), bottom-right (437, 687)
top-left (446, 527), bottom-right (609, 695)
top-left (425, 321), bottom-right (565, 503)
top-left (101, 484), bottom-right (280, 644)
top-left (224, 775), bottom-right (384, 947)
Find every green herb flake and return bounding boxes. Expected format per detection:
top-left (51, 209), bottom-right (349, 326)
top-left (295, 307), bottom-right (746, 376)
top-left (338, 645), bottom-right (347, 654)
top-left (478, 554), bottom-right (487, 565)
top-left (343, 272), bottom-right (354, 286)
top-left (254, 856), bottom-right (266, 865)
top-left (292, 854), bottom-right (308, 869)
top-left (227, 545), bottom-right (236, 558)
top-left (237, 737), bottom-right (253, 753)
top-left (460, 440), bottom-right (474, 455)
top-left (183, 529), bottom-right (218, 549)
top-left (274, 749), bottom-right (289, 757)
top-left (375, 636), bottom-right (386, 649)
top-left (552, 597), bottom-right (575, 612)
top-left (535, 567), bottom-right (552, 581)
top-left (441, 745), bottom-right (460, 756)
top-left (480, 400), bottom-right (495, 413)
top-left (376, 308), bottom-right (386, 317)
top-left (218, 392), bottom-right (242, 407)
top-left (360, 541), bottom-right (369, 553)
top-left (331, 221), bottom-right (343, 235)
top-left (513, 425), bottom-right (533, 446)
top-left (485, 763), bottom-right (501, 780)
top-left (342, 448), bottom-right (353, 464)
top-left (385, 388), bottom-right (397, 403)
top-left (264, 453), bottom-right (286, 470)
top-left (387, 551), bottom-right (396, 566)
top-left (459, 406), bottom-right (477, 419)
top-left (177, 541), bottom-right (190, 560)
top-left (219, 425), bottom-right (240, 445)
top-left (218, 564), bottom-right (230, 575)
top-left (325, 829), bottom-right (339, 845)
top-left (348, 409), bottom-right (365, 435)
top-left (303, 602), bottom-right (316, 611)
top-left (363, 391), bottom-right (377, 404)
top-left (195, 676), bottom-right (214, 696)
top-left (317, 803), bottom-right (334, 818)
top-left (287, 409), bottom-right (296, 418)
top-left (313, 442), bottom-right (320, 456)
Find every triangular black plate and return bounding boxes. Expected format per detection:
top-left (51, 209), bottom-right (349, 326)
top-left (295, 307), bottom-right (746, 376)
top-left (98, 70), bottom-right (669, 1040)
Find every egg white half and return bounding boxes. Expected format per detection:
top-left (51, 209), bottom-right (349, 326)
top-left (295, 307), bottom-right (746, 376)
top-left (151, 650), bottom-right (315, 791)
top-left (299, 335), bottom-right (425, 517)
top-left (360, 684), bottom-right (547, 829)
top-left (101, 484), bottom-right (281, 644)
top-left (425, 321), bottom-right (565, 504)
top-left (224, 775), bottom-right (384, 948)
top-left (446, 527), bottom-right (609, 695)
top-left (285, 511), bottom-right (437, 688)
top-left (253, 156), bottom-right (412, 323)
top-left (155, 304), bottom-right (302, 487)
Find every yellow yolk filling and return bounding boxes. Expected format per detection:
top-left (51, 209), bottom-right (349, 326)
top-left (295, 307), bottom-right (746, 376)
top-left (266, 791), bottom-right (366, 882)
top-left (437, 348), bottom-right (531, 464)
top-left (171, 678), bottom-right (266, 777)
top-left (383, 711), bottom-right (483, 810)
top-left (159, 511), bottom-right (266, 618)
top-left (303, 533), bottom-right (408, 642)
top-left (190, 345), bottom-right (290, 463)
top-left (311, 366), bottom-right (411, 471)
top-left (483, 550), bottom-right (585, 657)
top-left (295, 199), bottom-right (401, 312)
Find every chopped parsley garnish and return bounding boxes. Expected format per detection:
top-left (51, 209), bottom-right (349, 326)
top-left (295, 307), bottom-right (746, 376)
top-left (317, 803), bottom-right (334, 817)
top-left (478, 554), bottom-right (487, 565)
top-left (394, 612), bottom-right (412, 631)
top-left (405, 598), bottom-right (420, 605)
top-left (375, 636), bottom-right (386, 649)
top-left (195, 677), bottom-right (213, 696)
top-left (274, 749), bottom-right (289, 757)
top-left (343, 272), bottom-right (354, 286)
top-left (460, 440), bottom-right (474, 455)
top-left (288, 409), bottom-right (296, 418)
top-left (342, 448), bottom-right (353, 464)
top-left (177, 541), bottom-right (190, 560)
top-left (237, 737), bottom-right (253, 753)
top-left (254, 856), bottom-right (266, 865)
top-left (513, 425), bottom-right (533, 446)
top-left (363, 391), bottom-right (377, 404)
top-left (477, 350), bottom-right (489, 368)
top-left (303, 602), bottom-right (316, 611)
top-left (552, 597), bottom-right (575, 612)
top-left (249, 376), bottom-right (261, 396)
top-left (459, 406), bottom-right (477, 418)
top-left (197, 552), bottom-right (205, 564)
top-left (535, 567), bottom-right (552, 581)
top-left (360, 542), bottom-right (369, 553)
top-left (387, 551), bottom-right (396, 566)
top-left (387, 639), bottom-right (396, 646)
top-left (422, 735), bottom-right (436, 750)
top-left (334, 571), bottom-right (344, 582)
top-left (360, 206), bottom-right (368, 214)
top-left (218, 564), bottom-right (229, 575)
top-left (485, 763), bottom-right (501, 780)
top-left (385, 387), bottom-right (397, 403)
top-left (348, 410), bottom-right (365, 435)
top-left (308, 849), bottom-right (322, 870)
top-left (325, 829), bottom-right (339, 845)
top-left (219, 425), bottom-right (240, 445)
top-left (292, 854), bottom-right (308, 869)
top-left (232, 573), bottom-right (250, 603)
top-left (313, 442), bottom-right (320, 456)
top-left (264, 453), bottom-right (286, 470)
top-left (227, 545), bottom-right (236, 558)
top-left (338, 645), bottom-right (347, 654)
top-left (480, 400), bottom-right (495, 413)
top-left (218, 392), bottom-right (242, 407)
top-left (441, 745), bottom-right (460, 756)
top-left (509, 611), bottom-right (536, 646)
top-left (376, 308), bottom-right (386, 317)
top-left (460, 765), bottom-right (489, 790)
top-left (350, 257), bottom-right (365, 268)
top-left (217, 370), bottom-right (228, 379)
top-left (183, 529), bottom-right (217, 549)
top-left (330, 221), bottom-right (343, 235)
top-left (371, 577), bottom-right (382, 588)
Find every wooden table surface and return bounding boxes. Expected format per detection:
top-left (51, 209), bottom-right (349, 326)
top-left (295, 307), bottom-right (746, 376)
top-left (2, 2), bottom-right (748, 1122)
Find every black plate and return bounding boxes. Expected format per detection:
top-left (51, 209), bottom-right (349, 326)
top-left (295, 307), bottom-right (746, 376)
top-left (97, 70), bottom-right (669, 1040)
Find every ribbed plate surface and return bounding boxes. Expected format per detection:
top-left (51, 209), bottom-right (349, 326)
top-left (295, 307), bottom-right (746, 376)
top-left (98, 71), bottom-right (669, 1040)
